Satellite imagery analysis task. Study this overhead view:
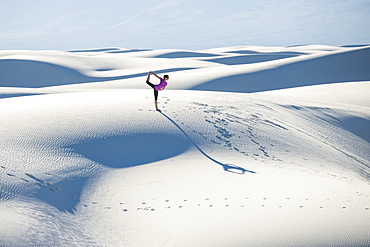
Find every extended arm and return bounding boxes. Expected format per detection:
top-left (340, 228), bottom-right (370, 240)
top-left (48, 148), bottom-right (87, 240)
top-left (149, 71), bottom-right (161, 80)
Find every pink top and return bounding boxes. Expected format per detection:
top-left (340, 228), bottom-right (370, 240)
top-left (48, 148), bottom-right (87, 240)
top-left (154, 78), bottom-right (168, 91)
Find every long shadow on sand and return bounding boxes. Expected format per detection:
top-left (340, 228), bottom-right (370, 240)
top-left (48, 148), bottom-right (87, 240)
top-left (160, 112), bottom-right (256, 175)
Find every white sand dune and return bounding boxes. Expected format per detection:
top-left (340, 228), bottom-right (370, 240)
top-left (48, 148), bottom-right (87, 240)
top-left (0, 45), bottom-right (369, 246)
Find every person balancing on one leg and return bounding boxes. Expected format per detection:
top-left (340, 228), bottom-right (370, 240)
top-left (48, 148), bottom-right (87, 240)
top-left (146, 71), bottom-right (169, 111)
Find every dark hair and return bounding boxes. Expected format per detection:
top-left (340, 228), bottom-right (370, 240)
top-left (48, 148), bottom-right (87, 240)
top-left (164, 75), bottom-right (169, 79)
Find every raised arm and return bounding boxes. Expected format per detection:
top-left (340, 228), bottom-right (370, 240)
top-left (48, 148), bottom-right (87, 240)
top-left (149, 71), bottom-right (162, 80)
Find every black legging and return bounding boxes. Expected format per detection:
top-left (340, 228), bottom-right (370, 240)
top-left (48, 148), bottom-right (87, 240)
top-left (146, 80), bottom-right (158, 101)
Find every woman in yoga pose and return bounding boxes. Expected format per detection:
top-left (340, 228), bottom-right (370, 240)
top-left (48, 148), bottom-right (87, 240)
top-left (146, 71), bottom-right (169, 111)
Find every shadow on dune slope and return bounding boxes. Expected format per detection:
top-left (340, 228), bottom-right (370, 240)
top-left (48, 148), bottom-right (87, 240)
top-left (68, 133), bottom-right (191, 168)
top-left (153, 51), bottom-right (219, 58)
top-left (191, 47), bottom-right (370, 93)
top-left (0, 59), bottom-right (194, 88)
top-left (205, 54), bottom-right (302, 65)
top-left (31, 175), bottom-right (88, 214)
top-left (29, 133), bottom-right (191, 213)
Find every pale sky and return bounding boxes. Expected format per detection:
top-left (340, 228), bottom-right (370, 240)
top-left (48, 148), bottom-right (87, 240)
top-left (0, 0), bottom-right (369, 50)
